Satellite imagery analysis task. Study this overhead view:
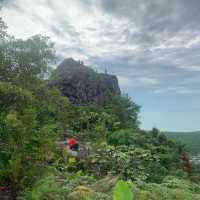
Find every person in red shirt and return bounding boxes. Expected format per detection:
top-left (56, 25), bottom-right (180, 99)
top-left (66, 137), bottom-right (79, 152)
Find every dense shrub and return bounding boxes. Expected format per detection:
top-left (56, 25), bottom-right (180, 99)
top-left (134, 177), bottom-right (200, 200)
top-left (106, 129), bottom-right (149, 147)
top-left (0, 81), bottom-right (71, 191)
top-left (104, 94), bottom-right (140, 130)
top-left (17, 175), bottom-right (66, 200)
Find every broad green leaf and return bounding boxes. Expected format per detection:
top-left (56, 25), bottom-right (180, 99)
top-left (113, 180), bottom-right (133, 200)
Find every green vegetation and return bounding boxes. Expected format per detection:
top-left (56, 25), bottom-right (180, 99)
top-left (165, 131), bottom-right (200, 155)
top-left (113, 180), bottom-right (133, 200)
top-left (1, 17), bottom-right (200, 200)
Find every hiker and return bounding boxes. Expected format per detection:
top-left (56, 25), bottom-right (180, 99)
top-left (67, 137), bottom-right (79, 152)
top-left (64, 133), bottom-right (79, 157)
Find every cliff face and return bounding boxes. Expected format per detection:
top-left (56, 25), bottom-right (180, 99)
top-left (49, 58), bottom-right (121, 104)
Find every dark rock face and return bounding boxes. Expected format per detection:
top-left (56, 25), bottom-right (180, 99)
top-left (49, 58), bottom-right (121, 104)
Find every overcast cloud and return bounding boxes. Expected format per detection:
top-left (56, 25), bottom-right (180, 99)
top-left (1, 0), bottom-right (200, 131)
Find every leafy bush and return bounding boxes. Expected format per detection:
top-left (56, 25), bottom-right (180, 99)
top-left (104, 94), bottom-right (140, 130)
top-left (0, 81), bottom-right (70, 191)
top-left (82, 144), bottom-right (159, 181)
top-left (107, 129), bottom-right (137, 146)
top-left (17, 175), bottom-right (66, 200)
top-left (89, 192), bottom-right (111, 200)
top-left (134, 176), bottom-right (200, 200)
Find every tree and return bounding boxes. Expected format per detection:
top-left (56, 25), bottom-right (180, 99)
top-left (0, 82), bottom-right (70, 189)
top-left (0, 17), bottom-right (7, 40)
top-left (107, 129), bottom-right (137, 146)
top-left (104, 94), bottom-right (140, 130)
top-left (151, 127), bottom-right (159, 138)
top-left (158, 133), bottom-right (168, 145)
top-left (0, 24), bottom-right (69, 190)
top-left (0, 81), bottom-right (33, 114)
top-left (0, 83), bottom-right (36, 184)
top-left (0, 34), bottom-right (55, 88)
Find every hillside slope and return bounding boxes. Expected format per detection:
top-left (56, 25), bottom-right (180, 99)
top-left (165, 131), bottom-right (200, 155)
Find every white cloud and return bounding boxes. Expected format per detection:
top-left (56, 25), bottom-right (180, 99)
top-left (178, 65), bottom-right (200, 72)
top-left (118, 76), bottom-right (132, 87)
top-left (1, 0), bottom-right (200, 94)
top-left (118, 76), bottom-right (159, 88)
top-left (153, 86), bottom-right (200, 95)
top-left (135, 77), bottom-right (159, 86)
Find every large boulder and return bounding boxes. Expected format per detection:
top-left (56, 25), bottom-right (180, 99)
top-left (49, 58), bottom-right (120, 104)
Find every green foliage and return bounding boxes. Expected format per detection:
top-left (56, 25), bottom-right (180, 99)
top-left (145, 161), bottom-right (168, 183)
top-left (33, 84), bottom-right (71, 127)
top-left (17, 175), bottom-right (66, 200)
top-left (82, 136), bottom-right (188, 184)
top-left (134, 176), bottom-right (200, 200)
top-left (83, 144), bottom-right (158, 181)
top-left (88, 192), bottom-right (111, 200)
top-left (165, 131), bottom-right (200, 155)
top-left (0, 19), bottom-right (72, 197)
top-left (104, 94), bottom-right (140, 130)
top-left (70, 105), bottom-right (109, 141)
top-left (0, 34), bottom-right (55, 88)
top-left (138, 190), bottom-right (151, 200)
top-left (107, 129), bottom-right (139, 146)
top-left (113, 180), bottom-right (133, 200)
top-left (0, 17), bottom-right (7, 39)
top-left (0, 110), bottom-right (57, 184)
top-left (151, 127), bottom-right (159, 138)
top-left (158, 133), bottom-right (168, 145)
top-left (0, 82), bottom-right (33, 114)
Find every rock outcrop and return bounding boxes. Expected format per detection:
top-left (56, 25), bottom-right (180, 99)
top-left (49, 58), bottom-right (120, 104)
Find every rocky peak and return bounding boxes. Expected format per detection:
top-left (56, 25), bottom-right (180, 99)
top-left (49, 58), bottom-right (121, 104)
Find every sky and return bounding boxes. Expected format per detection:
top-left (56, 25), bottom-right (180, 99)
top-left (1, 0), bottom-right (200, 132)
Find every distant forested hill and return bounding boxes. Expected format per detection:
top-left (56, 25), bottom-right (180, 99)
top-left (165, 131), bottom-right (200, 155)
